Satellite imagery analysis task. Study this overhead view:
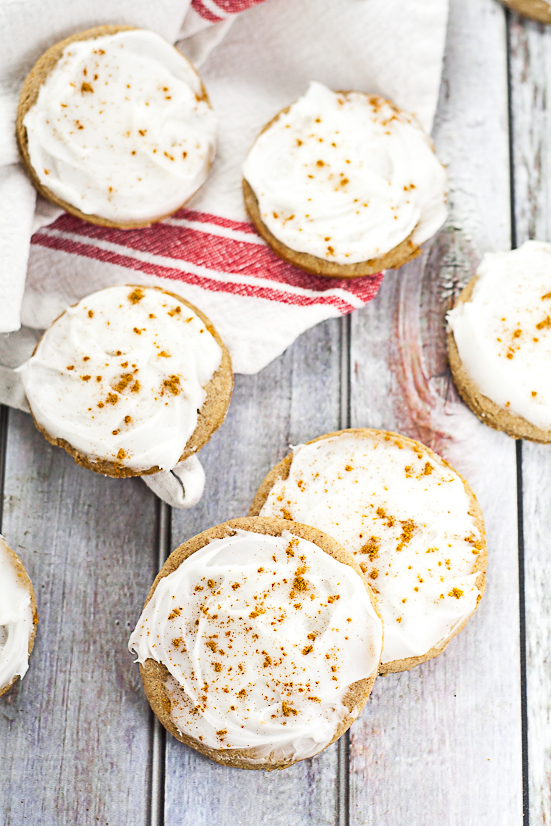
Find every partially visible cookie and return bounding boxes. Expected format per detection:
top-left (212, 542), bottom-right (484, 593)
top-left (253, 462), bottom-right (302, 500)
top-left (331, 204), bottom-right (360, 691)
top-left (17, 26), bottom-right (216, 228)
top-left (0, 537), bottom-right (38, 697)
top-left (250, 429), bottom-right (486, 675)
top-left (447, 241), bottom-right (551, 442)
top-left (129, 516), bottom-right (382, 770)
top-left (242, 82), bottom-right (447, 278)
top-left (499, 0), bottom-right (551, 23)
top-left (19, 285), bottom-right (233, 477)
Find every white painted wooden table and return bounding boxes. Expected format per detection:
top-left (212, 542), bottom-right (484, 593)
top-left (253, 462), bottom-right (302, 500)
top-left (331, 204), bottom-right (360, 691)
top-left (1, 1), bottom-right (550, 823)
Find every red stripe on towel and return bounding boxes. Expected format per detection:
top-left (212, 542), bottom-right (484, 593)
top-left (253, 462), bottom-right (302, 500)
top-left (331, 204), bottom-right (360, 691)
top-left (190, 0), bottom-right (223, 22)
top-left (40, 214), bottom-right (383, 302)
top-left (32, 231), bottom-right (382, 313)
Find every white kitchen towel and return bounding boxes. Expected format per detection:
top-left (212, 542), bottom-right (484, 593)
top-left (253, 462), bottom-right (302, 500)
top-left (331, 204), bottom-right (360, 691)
top-left (0, 0), bottom-right (449, 506)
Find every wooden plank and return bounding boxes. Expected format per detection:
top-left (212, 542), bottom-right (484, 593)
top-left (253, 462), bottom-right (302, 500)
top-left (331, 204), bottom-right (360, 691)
top-left (508, 12), bottom-right (551, 825)
top-left (348, 0), bottom-right (524, 823)
top-left (0, 409), bottom-right (158, 826)
top-left (164, 319), bottom-right (345, 826)
top-left (508, 14), bottom-right (551, 247)
top-left (520, 441), bottom-right (551, 826)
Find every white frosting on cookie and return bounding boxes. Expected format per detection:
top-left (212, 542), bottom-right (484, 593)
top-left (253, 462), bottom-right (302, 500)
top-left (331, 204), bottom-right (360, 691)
top-left (242, 82), bottom-right (447, 265)
top-left (19, 286), bottom-right (222, 472)
top-left (129, 529), bottom-right (382, 763)
top-left (259, 432), bottom-right (483, 665)
top-left (447, 241), bottom-right (551, 431)
top-left (23, 30), bottom-right (217, 223)
top-left (0, 538), bottom-right (34, 691)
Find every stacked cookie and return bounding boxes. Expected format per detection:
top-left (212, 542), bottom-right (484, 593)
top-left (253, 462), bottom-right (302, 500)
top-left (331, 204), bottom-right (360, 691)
top-left (250, 429), bottom-right (486, 675)
top-left (128, 428), bottom-right (486, 770)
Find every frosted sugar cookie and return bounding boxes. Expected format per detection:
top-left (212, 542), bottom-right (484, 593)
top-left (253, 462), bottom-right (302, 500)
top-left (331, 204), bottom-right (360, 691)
top-left (18, 285), bottom-right (233, 477)
top-left (17, 26), bottom-right (217, 227)
top-left (250, 430), bottom-right (486, 674)
top-left (129, 517), bottom-right (382, 770)
top-left (0, 537), bottom-right (38, 697)
top-left (499, 0), bottom-right (551, 23)
top-left (242, 82), bottom-right (448, 278)
top-left (447, 241), bottom-right (551, 442)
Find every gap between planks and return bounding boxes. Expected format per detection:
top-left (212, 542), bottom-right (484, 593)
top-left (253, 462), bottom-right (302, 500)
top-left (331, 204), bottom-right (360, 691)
top-left (515, 440), bottom-right (530, 824)
top-left (150, 499), bottom-right (172, 826)
top-left (337, 313), bottom-right (351, 826)
top-left (0, 405), bottom-right (9, 532)
top-left (506, 12), bottom-right (530, 823)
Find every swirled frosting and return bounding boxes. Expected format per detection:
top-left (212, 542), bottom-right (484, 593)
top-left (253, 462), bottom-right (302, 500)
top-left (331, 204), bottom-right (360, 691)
top-left (0, 538), bottom-right (34, 691)
top-left (18, 286), bottom-right (222, 472)
top-left (447, 241), bottom-right (551, 431)
top-left (259, 432), bottom-right (483, 665)
top-left (129, 529), bottom-right (382, 763)
top-left (242, 82), bottom-right (447, 264)
top-left (23, 30), bottom-right (217, 223)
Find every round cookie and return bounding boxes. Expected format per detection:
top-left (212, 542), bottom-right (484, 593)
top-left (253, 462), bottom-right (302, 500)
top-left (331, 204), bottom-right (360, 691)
top-left (129, 516), bottom-right (383, 770)
top-left (250, 429), bottom-right (487, 675)
top-left (499, 0), bottom-right (551, 23)
top-left (19, 285), bottom-right (233, 478)
top-left (242, 82), bottom-right (447, 278)
top-left (0, 537), bottom-right (38, 697)
top-left (17, 26), bottom-right (216, 228)
top-left (447, 242), bottom-right (551, 443)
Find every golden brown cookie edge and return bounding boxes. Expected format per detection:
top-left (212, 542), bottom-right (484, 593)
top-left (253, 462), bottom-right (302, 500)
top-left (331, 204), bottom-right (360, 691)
top-left (499, 0), bottom-right (551, 23)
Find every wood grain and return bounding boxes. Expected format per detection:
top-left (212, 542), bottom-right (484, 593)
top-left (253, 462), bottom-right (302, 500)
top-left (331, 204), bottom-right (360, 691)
top-left (348, 0), bottom-right (523, 822)
top-left (1, 0), bottom-right (542, 821)
top-left (0, 409), bottom-right (159, 826)
top-left (509, 12), bottom-right (551, 826)
top-left (164, 319), bottom-right (345, 825)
